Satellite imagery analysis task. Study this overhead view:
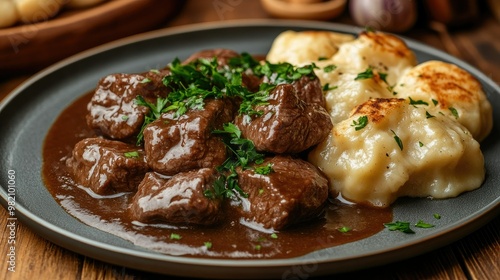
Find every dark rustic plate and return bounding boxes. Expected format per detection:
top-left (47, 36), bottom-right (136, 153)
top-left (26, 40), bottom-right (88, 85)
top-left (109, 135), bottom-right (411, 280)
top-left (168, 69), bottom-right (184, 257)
top-left (1, 20), bottom-right (499, 279)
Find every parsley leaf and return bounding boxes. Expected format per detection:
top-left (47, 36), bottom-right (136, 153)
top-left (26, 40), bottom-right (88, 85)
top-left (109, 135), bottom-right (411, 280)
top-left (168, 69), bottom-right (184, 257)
top-left (323, 83), bottom-right (338, 91)
top-left (338, 226), bottom-right (351, 233)
top-left (123, 151), bottom-right (139, 158)
top-left (170, 233), bottom-right (182, 240)
top-left (208, 123), bottom-right (266, 199)
top-left (415, 220), bottom-right (435, 229)
top-left (323, 64), bottom-right (337, 73)
top-left (351, 115), bottom-right (368, 131)
top-left (354, 67), bottom-right (374, 80)
top-left (254, 163), bottom-right (274, 175)
top-left (384, 221), bottom-right (415, 234)
top-left (135, 96), bottom-right (169, 145)
top-left (391, 129), bottom-right (403, 151)
top-left (378, 72), bottom-right (389, 84)
top-left (449, 107), bottom-right (459, 119)
top-left (409, 97), bottom-right (429, 106)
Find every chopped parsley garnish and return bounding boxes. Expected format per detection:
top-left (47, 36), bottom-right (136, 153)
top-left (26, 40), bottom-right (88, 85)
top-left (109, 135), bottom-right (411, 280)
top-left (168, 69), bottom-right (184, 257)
top-left (384, 221), bottom-right (415, 234)
top-left (433, 213), bottom-right (441, 219)
top-left (426, 111), bottom-right (435, 118)
top-left (354, 67), bottom-right (374, 80)
top-left (432, 99), bottom-right (439, 106)
top-left (409, 97), bottom-right (429, 106)
top-left (449, 107), bottom-right (459, 119)
top-left (391, 130), bottom-right (403, 151)
top-left (354, 67), bottom-right (390, 85)
top-left (338, 226), bottom-right (351, 233)
top-left (206, 123), bottom-right (266, 200)
top-left (204, 241), bottom-right (212, 249)
top-left (170, 233), bottom-right (182, 240)
top-left (135, 96), bottom-right (170, 145)
top-left (415, 220), bottom-right (435, 228)
top-left (123, 151), bottom-right (139, 158)
top-left (352, 115), bottom-right (368, 131)
top-left (378, 72), bottom-right (388, 84)
top-left (323, 64), bottom-right (337, 73)
top-left (323, 83), bottom-right (338, 91)
top-left (140, 77), bottom-right (151, 83)
top-left (270, 233), bottom-right (278, 239)
top-left (254, 163), bottom-right (274, 175)
top-left (364, 26), bottom-right (376, 32)
top-left (419, 141), bottom-right (424, 147)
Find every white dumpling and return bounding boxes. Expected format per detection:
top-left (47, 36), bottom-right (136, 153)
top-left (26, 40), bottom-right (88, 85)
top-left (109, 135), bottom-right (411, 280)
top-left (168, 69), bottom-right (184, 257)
top-left (331, 31), bottom-right (417, 85)
top-left (266, 30), bottom-right (355, 66)
top-left (0, 0), bottom-right (19, 28)
top-left (394, 60), bottom-right (493, 141)
top-left (308, 98), bottom-right (485, 207)
top-left (315, 62), bottom-right (392, 124)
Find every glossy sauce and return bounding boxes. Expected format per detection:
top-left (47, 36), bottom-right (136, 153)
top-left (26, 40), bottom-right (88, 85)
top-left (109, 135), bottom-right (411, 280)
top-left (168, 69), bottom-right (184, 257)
top-left (42, 92), bottom-right (392, 259)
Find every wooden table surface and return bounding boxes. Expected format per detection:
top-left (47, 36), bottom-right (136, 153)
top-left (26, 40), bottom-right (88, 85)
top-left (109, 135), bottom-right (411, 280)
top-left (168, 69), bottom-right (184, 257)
top-left (1, 1), bottom-right (499, 279)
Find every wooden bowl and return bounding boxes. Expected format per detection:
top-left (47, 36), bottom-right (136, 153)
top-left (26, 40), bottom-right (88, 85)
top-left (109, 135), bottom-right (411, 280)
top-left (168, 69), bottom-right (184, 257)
top-left (0, 0), bottom-right (183, 76)
top-left (261, 0), bottom-right (347, 21)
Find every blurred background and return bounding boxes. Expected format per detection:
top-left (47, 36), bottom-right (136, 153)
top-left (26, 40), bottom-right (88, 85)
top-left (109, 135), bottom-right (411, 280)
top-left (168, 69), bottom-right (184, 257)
top-left (0, 0), bottom-right (498, 81)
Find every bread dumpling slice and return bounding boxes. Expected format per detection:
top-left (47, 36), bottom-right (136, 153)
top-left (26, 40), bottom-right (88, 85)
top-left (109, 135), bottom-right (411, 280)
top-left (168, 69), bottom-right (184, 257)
top-left (308, 98), bottom-right (485, 207)
top-left (394, 60), bottom-right (493, 142)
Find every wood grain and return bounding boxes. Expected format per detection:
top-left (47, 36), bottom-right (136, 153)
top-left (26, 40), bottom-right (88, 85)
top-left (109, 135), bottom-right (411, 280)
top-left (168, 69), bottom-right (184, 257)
top-left (0, 0), bottom-right (499, 279)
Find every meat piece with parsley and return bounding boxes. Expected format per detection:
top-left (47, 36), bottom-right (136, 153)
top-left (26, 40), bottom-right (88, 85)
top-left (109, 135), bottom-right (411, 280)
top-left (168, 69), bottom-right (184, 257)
top-left (66, 137), bottom-right (148, 195)
top-left (143, 98), bottom-right (236, 176)
top-left (183, 48), bottom-right (262, 92)
top-left (86, 69), bottom-right (171, 140)
top-left (234, 82), bottom-right (333, 154)
top-left (235, 155), bottom-right (329, 230)
top-left (291, 75), bottom-right (327, 108)
top-left (129, 169), bottom-right (222, 225)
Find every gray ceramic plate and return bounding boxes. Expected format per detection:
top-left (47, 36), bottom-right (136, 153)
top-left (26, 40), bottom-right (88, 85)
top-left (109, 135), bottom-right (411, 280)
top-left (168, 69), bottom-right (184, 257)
top-left (1, 20), bottom-right (499, 279)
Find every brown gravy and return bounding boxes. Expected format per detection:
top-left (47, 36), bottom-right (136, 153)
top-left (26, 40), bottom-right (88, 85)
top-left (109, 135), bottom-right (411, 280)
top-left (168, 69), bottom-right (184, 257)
top-left (42, 92), bottom-right (392, 259)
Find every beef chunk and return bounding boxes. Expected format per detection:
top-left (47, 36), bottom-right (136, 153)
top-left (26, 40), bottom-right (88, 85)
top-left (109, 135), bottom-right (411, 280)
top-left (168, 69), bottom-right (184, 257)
top-left (86, 69), bottom-right (170, 140)
top-left (129, 169), bottom-right (222, 225)
top-left (292, 75), bottom-right (327, 108)
top-left (235, 156), bottom-right (329, 230)
top-left (66, 138), bottom-right (148, 195)
top-left (144, 98), bottom-right (236, 176)
top-left (234, 83), bottom-right (333, 154)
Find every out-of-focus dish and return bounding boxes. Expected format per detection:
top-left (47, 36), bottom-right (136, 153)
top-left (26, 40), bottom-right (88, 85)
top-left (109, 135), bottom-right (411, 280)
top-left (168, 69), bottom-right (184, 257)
top-left (0, 0), bottom-right (182, 74)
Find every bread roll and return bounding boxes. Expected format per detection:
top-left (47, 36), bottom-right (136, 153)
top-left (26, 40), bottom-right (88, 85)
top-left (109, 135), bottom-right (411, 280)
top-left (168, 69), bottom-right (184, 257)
top-left (0, 0), bottom-right (19, 28)
top-left (14, 0), bottom-right (65, 23)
